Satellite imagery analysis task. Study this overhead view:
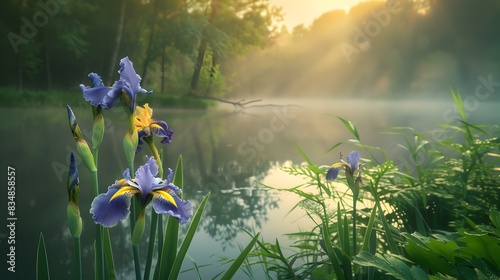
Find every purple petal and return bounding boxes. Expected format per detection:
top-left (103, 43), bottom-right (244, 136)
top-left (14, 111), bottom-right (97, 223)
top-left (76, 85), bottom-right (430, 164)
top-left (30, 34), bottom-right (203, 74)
top-left (88, 72), bottom-right (104, 88)
top-left (138, 129), bottom-right (151, 140)
top-left (151, 120), bottom-right (173, 137)
top-left (90, 185), bottom-right (131, 227)
top-left (118, 57), bottom-right (150, 96)
top-left (151, 182), bottom-right (182, 194)
top-left (326, 168), bottom-right (339, 181)
top-left (102, 80), bottom-right (125, 109)
top-left (152, 193), bottom-right (192, 224)
top-left (166, 168), bottom-right (174, 184)
top-left (81, 86), bottom-right (116, 109)
top-left (135, 130), bottom-right (149, 153)
top-left (151, 120), bottom-right (174, 144)
top-left (346, 152), bottom-right (360, 172)
top-left (134, 157), bottom-right (161, 193)
top-left (67, 153), bottom-right (79, 196)
top-left (123, 168), bottom-right (132, 181)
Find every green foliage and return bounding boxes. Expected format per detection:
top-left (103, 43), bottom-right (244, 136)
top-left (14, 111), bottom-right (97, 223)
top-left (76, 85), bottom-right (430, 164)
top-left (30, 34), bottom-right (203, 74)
top-left (394, 209), bottom-right (500, 279)
top-left (165, 192), bottom-right (211, 280)
top-left (246, 90), bottom-right (499, 279)
top-left (36, 233), bottom-right (50, 280)
top-left (354, 251), bottom-right (429, 280)
top-left (0, 87), bottom-right (214, 108)
top-left (221, 233), bottom-right (261, 280)
top-left (158, 155), bottom-right (184, 278)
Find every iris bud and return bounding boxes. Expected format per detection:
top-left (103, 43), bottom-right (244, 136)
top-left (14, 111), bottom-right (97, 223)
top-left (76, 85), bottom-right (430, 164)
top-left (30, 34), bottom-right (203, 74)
top-left (67, 105), bottom-right (83, 140)
top-left (76, 139), bottom-right (97, 172)
top-left (67, 201), bottom-right (82, 238)
top-left (92, 111), bottom-right (105, 152)
top-left (132, 212), bottom-right (145, 245)
top-left (123, 129), bottom-right (139, 164)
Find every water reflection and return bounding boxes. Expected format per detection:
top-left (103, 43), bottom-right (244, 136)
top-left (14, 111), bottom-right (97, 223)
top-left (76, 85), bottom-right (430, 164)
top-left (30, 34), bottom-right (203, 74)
top-left (1, 98), bottom-right (496, 279)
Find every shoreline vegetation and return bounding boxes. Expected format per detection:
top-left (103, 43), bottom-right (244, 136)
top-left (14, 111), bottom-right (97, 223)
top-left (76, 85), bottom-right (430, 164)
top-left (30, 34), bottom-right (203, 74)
top-left (0, 88), bottom-right (215, 109)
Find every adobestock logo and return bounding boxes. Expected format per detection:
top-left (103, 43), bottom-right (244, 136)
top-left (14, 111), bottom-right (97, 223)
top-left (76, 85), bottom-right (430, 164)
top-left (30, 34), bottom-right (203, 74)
top-left (7, 0), bottom-right (68, 54)
top-left (238, 106), bottom-right (298, 162)
top-left (340, 0), bottom-right (403, 63)
top-left (430, 74), bottom-right (500, 142)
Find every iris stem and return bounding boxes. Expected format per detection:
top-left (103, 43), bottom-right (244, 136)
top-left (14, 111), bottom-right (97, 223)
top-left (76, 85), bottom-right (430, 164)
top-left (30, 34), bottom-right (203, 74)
top-left (127, 161), bottom-right (142, 280)
top-left (145, 137), bottom-right (163, 177)
top-left (91, 170), bottom-right (104, 280)
top-left (146, 136), bottom-right (166, 267)
top-left (74, 237), bottom-right (82, 280)
top-left (352, 192), bottom-right (358, 255)
top-left (157, 215), bottom-right (164, 264)
top-left (144, 210), bottom-right (158, 280)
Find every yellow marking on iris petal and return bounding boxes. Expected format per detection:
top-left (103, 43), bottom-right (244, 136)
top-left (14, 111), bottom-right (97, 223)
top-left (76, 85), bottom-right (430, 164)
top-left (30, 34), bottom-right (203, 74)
top-left (116, 178), bottom-right (127, 186)
top-left (150, 123), bottom-right (162, 130)
top-left (109, 186), bottom-right (140, 202)
top-left (153, 190), bottom-right (177, 208)
top-left (330, 163), bottom-right (347, 168)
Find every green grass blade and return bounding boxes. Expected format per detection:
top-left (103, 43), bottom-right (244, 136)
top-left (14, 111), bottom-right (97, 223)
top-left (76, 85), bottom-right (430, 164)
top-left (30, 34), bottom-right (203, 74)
top-left (102, 228), bottom-right (116, 280)
top-left (36, 233), bottom-right (50, 280)
top-left (450, 88), bottom-right (466, 121)
top-left (159, 155), bottom-right (183, 278)
top-left (375, 198), bottom-right (400, 255)
top-left (166, 192), bottom-right (211, 280)
top-left (325, 142), bottom-right (344, 154)
top-left (338, 117), bottom-right (360, 140)
top-left (360, 207), bottom-right (377, 252)
top-left (322, 222), bottom-right (344, 279)
top-left (295, 144), bottom-right (313, 165)
top-left (173, 155), bottom-right (184, 189)
top-left (144, 211), bottom-right (158, 280)
top-left (220, 233), bottom-right (261, 280)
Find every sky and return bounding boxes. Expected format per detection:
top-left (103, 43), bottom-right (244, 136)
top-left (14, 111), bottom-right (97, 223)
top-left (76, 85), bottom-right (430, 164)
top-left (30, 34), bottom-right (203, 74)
top-left (269, 0), bottom-right (379, 29)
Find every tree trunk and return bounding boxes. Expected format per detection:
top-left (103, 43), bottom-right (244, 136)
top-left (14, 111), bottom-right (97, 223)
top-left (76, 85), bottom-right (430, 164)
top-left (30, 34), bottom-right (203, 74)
top-left (18, 51), bottom-right (23, 93)
top-left (209, 52), bottom-right (217, 79)
top-left (141, 0), bottom-right (161, 82)
top-left (43, 29), bottom-right (52, 90)
top-left (189, 38), bottom-right (208, 95)
top-left (161, 46), bottom-right (166, 95)
top-left (189, 0), bottom-right (219, 96)
top-left (107, 0), bottom-right (126, 85)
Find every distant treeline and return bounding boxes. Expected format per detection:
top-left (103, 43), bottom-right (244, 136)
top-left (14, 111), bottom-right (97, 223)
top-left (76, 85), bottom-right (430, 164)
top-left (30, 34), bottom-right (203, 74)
top-left (0, 0), bottom-right (279, 97)
top-left (1, 1), bottom-right (500, 99)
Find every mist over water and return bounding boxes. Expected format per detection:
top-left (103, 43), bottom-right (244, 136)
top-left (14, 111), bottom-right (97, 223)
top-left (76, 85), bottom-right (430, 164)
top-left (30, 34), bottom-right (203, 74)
top-left (227, 1), bottom-right (500, 101)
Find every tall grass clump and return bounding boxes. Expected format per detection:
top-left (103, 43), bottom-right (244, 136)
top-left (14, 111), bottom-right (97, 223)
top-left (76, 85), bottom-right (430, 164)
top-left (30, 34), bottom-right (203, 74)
top-left (246, 90), bottom-right (499, 279)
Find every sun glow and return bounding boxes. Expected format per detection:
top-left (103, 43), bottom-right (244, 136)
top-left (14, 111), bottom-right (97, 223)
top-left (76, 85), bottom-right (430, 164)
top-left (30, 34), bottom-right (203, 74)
top-left (270, 0), bottom-right (384, 29)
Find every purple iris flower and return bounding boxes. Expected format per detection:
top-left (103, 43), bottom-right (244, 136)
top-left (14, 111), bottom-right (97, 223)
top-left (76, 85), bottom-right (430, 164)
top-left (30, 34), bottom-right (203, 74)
top-left (90, 156), bottom-right (192, 227)
top-left (80, 57), bottom-right (152, 112)
top-left (326, 151), bottom-right (360, 181)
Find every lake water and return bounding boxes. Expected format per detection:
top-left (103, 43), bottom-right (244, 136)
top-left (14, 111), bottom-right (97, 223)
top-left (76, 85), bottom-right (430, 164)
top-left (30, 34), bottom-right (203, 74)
top-left (0, 97), bottom-right (497, 279)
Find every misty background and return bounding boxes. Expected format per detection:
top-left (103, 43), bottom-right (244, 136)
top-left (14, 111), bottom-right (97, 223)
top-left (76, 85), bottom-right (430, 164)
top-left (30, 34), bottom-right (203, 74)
top-left (1, 0), bottom-right (500, 100)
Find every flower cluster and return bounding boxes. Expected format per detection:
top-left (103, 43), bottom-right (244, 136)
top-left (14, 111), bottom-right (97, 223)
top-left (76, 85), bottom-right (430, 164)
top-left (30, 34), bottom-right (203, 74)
top-left (69, 56), bottom-right (191, 229)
